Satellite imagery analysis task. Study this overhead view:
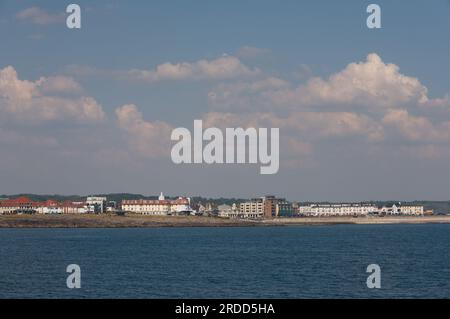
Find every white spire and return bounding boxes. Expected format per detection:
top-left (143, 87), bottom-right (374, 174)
top-left (158, 192), bottom-right (165, 201)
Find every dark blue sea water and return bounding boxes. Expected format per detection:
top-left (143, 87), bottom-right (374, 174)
top-left (1, 224), bottom-right (450, 298)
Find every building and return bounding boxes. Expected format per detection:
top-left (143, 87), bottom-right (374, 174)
top-left (298, 203), bottom-right (424, 216)
top-left (36, 200), bottom-right (63, 214)
top-left (61, 201), bottom-right (88, 214)
top-left (197, 202), bottom-right (215, 215)
top-left (298, 203), bottom-right (379, 216)
top-left (379, 204), bottom-right (424, 216)
top-left (0, 197), bottom-right (38, 214)
top-left (398, 204), bottom-right (424, 215)
top-left (217, 204), bottom-right (233, 218)
top-left (239, 196), bottom-right (285, 219)
top-left (239, 198), bottom-right (264, 218)
top-left (86, 197), bottom-right (107, 213)
top-left (263, 196), bottom-right (285, 218)
top-left (121, 192), bottom-right (193, 215)
top-left (0, 197), bottom-right (101, 215)
top-left (106, 201), bottom-right (117, 212)
top-left (276, 201), bottom-right (295, 217)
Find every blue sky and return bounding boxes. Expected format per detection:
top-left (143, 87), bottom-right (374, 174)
top-left (1, 1), bottom-right (450, 201)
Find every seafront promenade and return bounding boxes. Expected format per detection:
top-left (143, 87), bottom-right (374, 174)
top-left (1, 214), bottom-right (450, 228)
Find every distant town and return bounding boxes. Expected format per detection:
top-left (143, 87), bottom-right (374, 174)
top-left (0, 193), bottom-right (439, 218)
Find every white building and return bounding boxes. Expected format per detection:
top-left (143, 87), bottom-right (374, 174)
top-left (298, 203), bottom-right (379, 216)
top-left (298, 203), bottom-right (424, 216)
top-left (399, 205), bottom-right (424, 215)
top-left (121, 193), bottom-right (193, 215)
top-left (0, 197), bottom-right (38, 214)
top-left (224, 211), bottom-right (263, 219)
top-left (86, 197), bottom-right (107, 213)
top-left (217, 204), bottom-right (233, 218)
top-left (40, 206), bottom-right (63, 214)
top-left (379, 204), bottom-right (424, 216)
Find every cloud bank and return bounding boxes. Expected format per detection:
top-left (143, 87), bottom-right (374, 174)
top-left (0, 66), bottom-right (105, 123)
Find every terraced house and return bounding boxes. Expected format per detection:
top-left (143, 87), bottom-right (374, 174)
top-left (121, 192), bottom-right (193, 215)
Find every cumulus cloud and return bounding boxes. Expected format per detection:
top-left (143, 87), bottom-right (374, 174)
top-left (209, 53), bottom-right (448, 115)
top-left (113, 53), bottom-right (450, 167)
top-left (208, 77), bottom-right (290, 111)
top-left (0, 66), bottom-right (105, 123)
top-left (116, 104), bottom-right (173, 159)
top-left (127, 55), bottom-right (261, 82)
top-left (202, 110), bottom-right (383, 143)
top-left (58, 53), bottom-right (450, 167)
top-left (284, 112), bottom-right (384, 142)
top-left (382, 109), bottom-right (450, 143)
top-left (205, 53), bottom-right (450, 156)
top-left (16, 7), bottom-right (64, 25)
top-left (36, 76), bottom-right (83, 94)
top-left (189, 108), bottom-right (382, 169)
top-left (281, 53), bottom-right (429, 110)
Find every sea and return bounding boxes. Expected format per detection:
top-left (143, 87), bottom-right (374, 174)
top-left (1, 224), bottom-right (449, 298)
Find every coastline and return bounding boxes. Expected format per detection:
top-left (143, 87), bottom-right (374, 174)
top-left (1, 214), bottom-right (450, 228)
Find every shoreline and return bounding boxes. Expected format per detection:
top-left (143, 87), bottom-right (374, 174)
top-left (1, 214), bottom-right (450, 228)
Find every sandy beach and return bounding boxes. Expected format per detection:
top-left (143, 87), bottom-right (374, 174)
top-left (1, 214), bottom-right (450, 228)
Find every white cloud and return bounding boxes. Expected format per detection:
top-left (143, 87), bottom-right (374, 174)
top-left (205, 53), bottom-right (450, 158)
top-left (116, 104), bottom-right (173, 159)
top-left (127, 55), bottom-right (261, 82)
top-left (64, 53), bottom-right (450, 165)
top-left (285, 112), bottom-right (385, 142)
top-left (16, 7), bottom-right (64, 25)
top-left (208, 77), bottom-right (290, 111)
top-left (382, 109), bottom-right (450, 143)
top-left (0, 66), bottom-right (105, 123)
top-left (287, 53), bottom-right (429, 109)
top-left (36, 76), bottom-right (83, 94)
top-left (203, 110), bottom-right (384, 143)
top-left (209, 53), bottom-right (447, 115)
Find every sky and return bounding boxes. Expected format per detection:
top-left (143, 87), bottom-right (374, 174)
top-left (1, 0), bottom-right (450, 201)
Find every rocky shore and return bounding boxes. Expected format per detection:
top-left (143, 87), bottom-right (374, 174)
top-left (1, 214), bottom-right (450, 228)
